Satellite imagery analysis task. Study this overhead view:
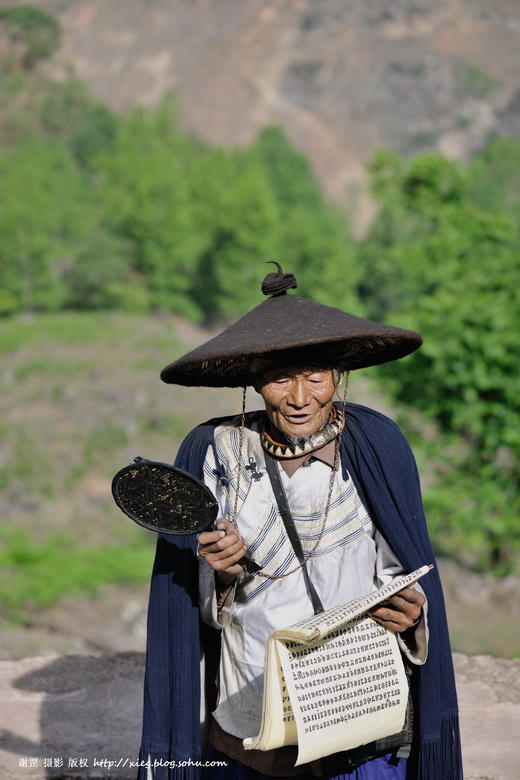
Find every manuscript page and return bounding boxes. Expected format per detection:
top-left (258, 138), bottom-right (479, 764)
top-left (245, 641), bottom-right (298, 751)
top-left (279, 616), bottom-right (407, 765)
top-left (275, 565), bottom-right (432, 644)
top-left (243, 565), bottom-right (431, 763)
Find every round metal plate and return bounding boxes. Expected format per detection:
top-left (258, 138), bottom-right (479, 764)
top-left (111, 458), bottom-right (218, 535)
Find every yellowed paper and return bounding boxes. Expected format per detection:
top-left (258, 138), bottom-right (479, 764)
top-left (243, 565), bottom-right (431, 762)
top-left (243, 642), bottom-right (298, 751)
top-left (278, 616), bottom-right (408, 765)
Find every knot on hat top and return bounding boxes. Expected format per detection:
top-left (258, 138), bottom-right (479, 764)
top-left (261, 261), bottom-right (298, 297)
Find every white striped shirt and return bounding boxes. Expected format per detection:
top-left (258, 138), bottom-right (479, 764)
top-left (198, 414), bottom-right (427, 741)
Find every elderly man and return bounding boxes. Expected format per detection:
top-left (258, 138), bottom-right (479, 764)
top-left (137, 266), bottom-right (462, 780)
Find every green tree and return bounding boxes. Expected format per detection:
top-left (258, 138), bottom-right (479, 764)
top-left (40, 78), bottom-right (119, 168)
top-left (189, 128), bottom-right (358, 322)
top-left (0, 138), bottom-right (87, 313)
top-left (189, 145), bottom-right (280, 322)
top-left (254, 125), bottom-right (324, 211)
top-left (468, 136), bottom-right (520, 222)
top-left (253, 126), bottom-right (359, 312)
top-left (358, 150), bottom-right (470, 320)
top-left (0, 6), bottom-right (60, 69)
top-left (63, 234), bottom-right (143, 311)
top-left (93, 96), bottom-right (203, 319)
top-left (358, 149), bottom-right (520, 574)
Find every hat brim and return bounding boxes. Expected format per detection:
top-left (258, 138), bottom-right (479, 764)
top-left (161, 295), bottom-right (423, 388)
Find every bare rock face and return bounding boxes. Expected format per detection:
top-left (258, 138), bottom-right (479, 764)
top-left (0, 652), bottom-right (518, 779)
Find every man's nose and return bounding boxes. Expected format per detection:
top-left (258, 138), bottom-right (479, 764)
top-left (287, 380), bottom-right (310, 407)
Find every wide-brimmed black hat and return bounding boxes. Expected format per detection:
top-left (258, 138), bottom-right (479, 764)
top-left (161, 265), bottom-right (423, 387)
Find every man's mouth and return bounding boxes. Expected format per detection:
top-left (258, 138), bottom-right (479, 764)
top-left (284, 413), bottom-right (314, 425)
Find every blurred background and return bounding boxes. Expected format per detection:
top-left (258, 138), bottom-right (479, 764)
top-left (0, 0), bottom-right (519, 660)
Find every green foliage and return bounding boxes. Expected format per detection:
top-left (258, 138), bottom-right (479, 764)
top-left (454, 63), bottom-right (501, 100)
top-left (0, 288), bottom-right (18, 317)
top-left (254, 126), bottom-right (323, 210)
top-left (0, 528), bottom-right (153, 620)
top-left (468, 136), bottom-right (520, 219)
top-left (0, 311), bottom-right (209, 620)
top-left (87, 99), bottom-right (358, 322)
top-left (0, 5), bottom-right (60, 68)
top-left (188, 143), bottom-right (281, 321)
top-left (0, 138), bottom-right (88, 313)
top-left (63, 234), bottom-right (139, 311)
top-left (253, 126), bottom-right (359, 312)
top-left (4, 4), bottom-right (518, 580)
top-left (370, 148), bottom-right (468, 208)
top-left (93, 96), bottom-right (205, 320)
top-left (359, 145), bottom-right (520, 574)
top-left (40, 78), bottom-right (119, 167)
top-left (0, 310), bottom-right (138, 355)
top-left (0, 17), bottom-right (359, 323)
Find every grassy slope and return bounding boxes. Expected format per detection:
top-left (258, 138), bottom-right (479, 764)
top-left (0, 311), bottom-right (241, 619)
top-left (0, 310), bottom-right (387, 619)
top-left (1, 311), bottom-right (519, 657)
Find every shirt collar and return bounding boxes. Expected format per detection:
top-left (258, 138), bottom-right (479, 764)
top-left (279, 439), bottom-right (338, 478)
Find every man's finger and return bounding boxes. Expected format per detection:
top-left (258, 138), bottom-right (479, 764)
top-left (393, 586), bottom-right (426, 607)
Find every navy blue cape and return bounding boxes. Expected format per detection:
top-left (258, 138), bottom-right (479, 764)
top-left (138, 404), bottom-right (462, 780)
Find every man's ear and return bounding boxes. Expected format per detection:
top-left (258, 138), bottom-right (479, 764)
top-left (251, 372), bottom-right (263, 394)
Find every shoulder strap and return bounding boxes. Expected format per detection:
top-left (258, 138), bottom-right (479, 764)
top-left (264, 454), bottom-right (324, 615)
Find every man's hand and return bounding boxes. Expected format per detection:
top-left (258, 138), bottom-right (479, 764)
top-left (197, 518), bottom-right (247, 587)
top-left (368, 587), bottom-right (425, 633)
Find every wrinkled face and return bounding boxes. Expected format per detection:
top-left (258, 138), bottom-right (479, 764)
top-left (256, 365), bottom-right (337, 440)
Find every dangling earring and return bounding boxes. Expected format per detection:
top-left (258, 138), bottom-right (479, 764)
top-left (231, 386), bottom-right (247, 528)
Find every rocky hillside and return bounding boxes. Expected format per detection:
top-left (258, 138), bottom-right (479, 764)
top-left (2, 0), bottom-right (520, 232)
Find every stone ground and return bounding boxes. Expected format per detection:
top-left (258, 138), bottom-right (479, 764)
top-left (0, 652), bottom-right (518, 780)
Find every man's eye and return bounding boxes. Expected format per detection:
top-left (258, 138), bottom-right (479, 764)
top-left (263, 375), bottom-right (288, 384)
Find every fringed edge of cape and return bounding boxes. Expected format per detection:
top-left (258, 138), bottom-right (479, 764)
top-left (136, 747), bottom-right (202, 780)
top-left (414, 712), bottom-right (463, 780)
top-left (137, 714), bottom-right (463, 780)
